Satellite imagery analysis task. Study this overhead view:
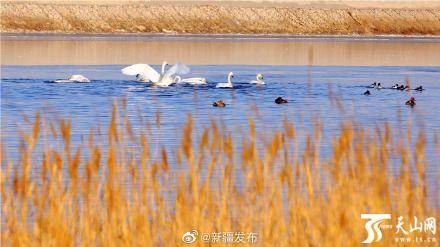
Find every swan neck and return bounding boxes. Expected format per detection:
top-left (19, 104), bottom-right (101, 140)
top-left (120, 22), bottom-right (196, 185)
top-left (161, 62), bottom-right (167, 74)
top-left (228, 74), bottom-right (233, 85)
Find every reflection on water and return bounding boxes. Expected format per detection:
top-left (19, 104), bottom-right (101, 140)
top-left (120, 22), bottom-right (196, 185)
top-left (2, 35), bottom-right (440, 66)
top-left (1, 64), bottom-right (439, 206)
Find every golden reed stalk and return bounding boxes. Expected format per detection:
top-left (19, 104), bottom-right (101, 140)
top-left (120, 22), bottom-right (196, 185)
top-left (1, 104), bottom-right (438, 246)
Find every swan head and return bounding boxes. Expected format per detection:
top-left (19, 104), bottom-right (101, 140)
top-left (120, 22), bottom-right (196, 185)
top-left (173, 76), bottom-right (182, 83)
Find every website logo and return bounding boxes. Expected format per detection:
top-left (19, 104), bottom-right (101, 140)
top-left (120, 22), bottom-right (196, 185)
top-left (182, 230), bottom-right (198, 244)
top-left (361, 214), bottom-right (392, 243)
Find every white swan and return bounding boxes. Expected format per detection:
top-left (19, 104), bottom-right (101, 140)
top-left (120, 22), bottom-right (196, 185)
top-left (249, 73), bottom-right (265, 85)
top-left (135, 62), bottom-right (169, 82)
top-left (216, 72), bottom-right (234, 88)
top-left (53, 74), bottom-right (90, 83)
top-left (121, 61), bottom-right (189, 87)
top-left (174, 76), bottom-right (207, 85)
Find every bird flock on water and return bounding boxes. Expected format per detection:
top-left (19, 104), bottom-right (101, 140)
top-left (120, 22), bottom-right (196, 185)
top-left (50, 62), bottom-right (424, 107)
top-left (363, 81), bottom-right (424, 107)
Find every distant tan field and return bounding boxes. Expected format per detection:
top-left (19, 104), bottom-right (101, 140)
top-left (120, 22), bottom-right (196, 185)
top-left (1, 1), bottom-right (440, 35)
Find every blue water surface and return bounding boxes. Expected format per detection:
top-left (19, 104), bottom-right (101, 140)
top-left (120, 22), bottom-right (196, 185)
top-left (1, 65), bottom-right (439, 205)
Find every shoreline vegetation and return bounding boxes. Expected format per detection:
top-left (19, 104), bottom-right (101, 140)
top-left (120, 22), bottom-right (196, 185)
top-left (1, 103), bottom-right (439, 245)
top-left (1, 1), bottom-right (440, 35)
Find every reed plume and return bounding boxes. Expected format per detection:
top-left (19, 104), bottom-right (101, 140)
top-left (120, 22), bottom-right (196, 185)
top-left (1, 104), bottom-right (438, 246)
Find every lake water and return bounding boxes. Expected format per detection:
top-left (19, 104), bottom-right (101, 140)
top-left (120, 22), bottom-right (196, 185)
top-left (2, 34), bottom-right (440, 66)
top-left (1, 36), bottom-right (439, 207)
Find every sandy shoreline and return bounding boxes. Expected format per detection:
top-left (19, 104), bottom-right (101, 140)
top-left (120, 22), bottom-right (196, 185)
top-left (3, 1), bottom-right (440, 9)
top-left (3, 32), bottom-right (440, 40)
top-left (1, 1), bottom-right (440, 35)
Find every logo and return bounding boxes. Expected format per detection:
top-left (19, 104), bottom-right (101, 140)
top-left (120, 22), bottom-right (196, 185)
top-left (361, 214), bottom-right (392, 243)
top-left (361, 214), bottom-right (437, 244)
top-left (182, 230), bottom-right (198, 244)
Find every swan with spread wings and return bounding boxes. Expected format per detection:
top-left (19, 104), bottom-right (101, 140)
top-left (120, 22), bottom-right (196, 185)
top-left (121, 61), bottom-right (189, 87)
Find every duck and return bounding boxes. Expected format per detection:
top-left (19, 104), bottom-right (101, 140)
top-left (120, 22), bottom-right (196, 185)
top-left (414, 86), bottom-right (424, 91)
top-left (216, 72), bottom-right (234, 88)
top-left (174, 76), bottom-right (207, 85)
top-left (398, 85), bottom-right (409, 91)
top-left (275, 97), bottom-right (288, 104)
top-left (364, 90), bottom-right (371, 95)
top-left (391, 84), bottom-right (399, 89)
top-left (405, 97), bottom-right (416, 107)
top-left (249, 73), bottom-right (265, 85)
top-left (369, 82), bottom-right (377, 88)
top-left (375, 83), bottom-right (383, 89)
top-left (212, 100), bottom-right (226, 107)
top-left (53, 74), bottom-right (90, 83)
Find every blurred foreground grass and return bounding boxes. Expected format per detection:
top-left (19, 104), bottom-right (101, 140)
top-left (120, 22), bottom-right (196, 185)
top-left (1, 103), bottom-right (438, 246)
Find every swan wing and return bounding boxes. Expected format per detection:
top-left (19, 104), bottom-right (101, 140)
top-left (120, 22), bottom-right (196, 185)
top-left (52, 79), bottom-right (72, 83)
top-left (216, 83), bottom-right (232, 88)
top-left (121, 64), bottom-right (160, 83)
top-left (182, 77), bottom-right (206, 84)
top-left (163, 62), bottom-right (190, 79)
top-left (250, 80), bottom-right (265, 85)
top-left (69, 75), bottom-right (83, 80)
top-left (67, 75), bottom-right (90, 82)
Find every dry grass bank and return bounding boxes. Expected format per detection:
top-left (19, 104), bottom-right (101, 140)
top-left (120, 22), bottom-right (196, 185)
top-left (1, 1), bottom-right (440, 35)
top-left (1, 103), bottom-right (439, 245)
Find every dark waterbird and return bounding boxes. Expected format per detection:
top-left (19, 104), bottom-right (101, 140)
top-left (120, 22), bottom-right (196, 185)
top-left (415, 86), bottom-right (424, 91)
top-left (213, 100), bottom-right (226, 107)
top-left (275, 97), bottom-right (288, 104)
top-left (405, 97), bottom-right (416, 107)
top-left (398, 85), bottom-right (409, 91)
top-left (364, 90), bottom-right (371, 95)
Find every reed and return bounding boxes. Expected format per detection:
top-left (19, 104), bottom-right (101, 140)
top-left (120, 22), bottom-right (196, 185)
top-left (1, 104), bottom-right (438, 246)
